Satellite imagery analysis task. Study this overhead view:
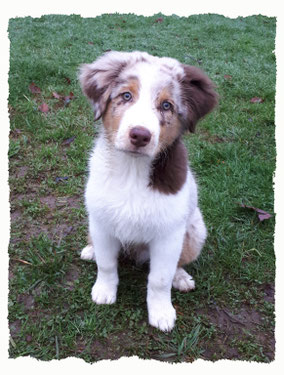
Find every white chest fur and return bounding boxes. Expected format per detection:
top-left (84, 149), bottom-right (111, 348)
top-left (85, 135), bottom-right (196, 244)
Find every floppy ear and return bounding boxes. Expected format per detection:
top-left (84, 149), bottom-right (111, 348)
top-left (179, 65), bottom-right (218, 132)
top-left (79, 51), bottom-right (128, 121)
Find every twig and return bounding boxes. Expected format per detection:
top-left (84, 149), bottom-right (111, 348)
top-left (223, 309), bottom-right (246, 325)
top-left (12, 258), bottom-right (32, 266)
top-left (10, 336), bottom-right (16, 348)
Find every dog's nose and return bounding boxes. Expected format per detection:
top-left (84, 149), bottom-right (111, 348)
top-left (129, 127), bottom-right (152, 147)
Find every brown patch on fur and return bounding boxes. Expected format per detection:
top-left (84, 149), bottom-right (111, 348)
top-left (103, 79), bottom-right (140, 142)
top-left (102, 102), bottom-right (124, 142)
top-left (159, 113), bottom-right (182, 150)
top-left (178, 232), bottom-right (200, 267)
top-left (120, 78), bottom-right (140, 98)
top-left (149, 138), bottom-right (188, 195)
top-left (80, 61), bottom-right (128, 120)
top-left (179, 65), bottom-right (218, 133)
top-left (156, 87), bottom-right (183, 151)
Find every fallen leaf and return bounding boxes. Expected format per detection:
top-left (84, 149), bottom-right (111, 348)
top-left (26, 335), bottom-right (33, 343)
top-left (224, 74), bottom-right (232, 80)
top-left (250, 97), bottom-right (264, 103)
top-left (88, 41), bottom-right (94, 45)
top-left (64, 92), bottom-right (75, 106)
top-left (52, 91), bottom-right (62, 100)
top-left (55, 176), bottom-right (69, 183)
top-left (29, 82), bottom-right (41, 94)
top-left (239, 204), bottom-right (272, 221)
top-left (64, 77), bottom-right (71, 85)
top-left (38, 103), bottom-right (49, 113)
top-left (62, 136), bottom-right (76, 146)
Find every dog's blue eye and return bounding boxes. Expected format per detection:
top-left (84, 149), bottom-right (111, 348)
top-left (122, 92), bottom-right (132, 101)
top-left (162, 101), bottom-right (172, 111)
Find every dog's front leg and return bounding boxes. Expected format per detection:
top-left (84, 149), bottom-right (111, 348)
top-left (89, 219), bottom-right (120, 304)
top-left (147, 226), bottom-right (185, 332)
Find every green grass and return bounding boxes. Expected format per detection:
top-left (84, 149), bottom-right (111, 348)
top-left (8, 14), bottom-right (276, 362)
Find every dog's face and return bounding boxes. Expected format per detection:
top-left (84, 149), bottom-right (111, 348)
top-left (79, 51), bottom-right (217, 158)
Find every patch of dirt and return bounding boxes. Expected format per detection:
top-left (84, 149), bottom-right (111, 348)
top-left (9, 268), bottom-right (15, 281)
top-left (201, 337), bottom-right (240, 360)
top-left (198, 305), bottom-right (275, 361)
top-left (63, 265), bottom-right (80, 290)
top-left (10, 319), bottom-right (22, 338)
top-left (10, 209), bottom-right (21, 222)
top-left (208, 306), bottom-right (262, 333)
top-left (55, 195), bottom-right (81, 209)
top-left (262, 283), bottom-right (275, 303)
top-left (9, 189), bottom-right (81, 245)
top-left (16, 166), bottom-right (29, 178)
top-left (39, 195), bottom-right (57, 210)
top-left (74, 337), bottom-right (122, 360)
top-left (90, 339), bottom-right (121, 360)
top-left (18, 294), bottom-right (35, 311)
top-left (75, 338), bottom-right (87, 354)
top-left (24, 224), bottom-right (50, 241)
top-left (39, 195), bottom-right (81, 211)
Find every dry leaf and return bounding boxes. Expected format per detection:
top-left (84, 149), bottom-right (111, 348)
top-left (52, 91), bottom-right (62, 100)
top-left (62, 136), bottom-right (76, 146)
top-left (38, 103), bottom-right (49, 113)
top-left (239, 204), bottom-right (272, 222)
top-left (64, 92), bottom-right (75, 106)
top-left (250, 97), bottom-right (264, 103)
top-left (55, 176), bottom-right (69, 183)
top-left (29, 82), bottom-right (41, 94)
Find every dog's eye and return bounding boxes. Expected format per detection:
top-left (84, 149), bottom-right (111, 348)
top-left (122, 92), bottom-right (132, 101)
top-left (161, 101), bottom-right (172, 111)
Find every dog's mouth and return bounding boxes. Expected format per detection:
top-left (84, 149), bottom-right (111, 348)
top-left (121, 148), bottom-right (149, 157)
top-left (116, 146), bottom-right (152, 158)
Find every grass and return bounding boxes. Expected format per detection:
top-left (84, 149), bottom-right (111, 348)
top-left (8, 13), bottom-right (276, 362)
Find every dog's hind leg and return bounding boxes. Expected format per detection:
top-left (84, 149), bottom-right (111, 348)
top-left (172, 267), bottom-right (195, 291)
top-left (173, 207), bottom-right (207, 292)
top-left (80, 233), bottom-right (96, 261)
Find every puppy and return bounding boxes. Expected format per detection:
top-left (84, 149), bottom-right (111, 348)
top-left (79, 51), bottom-right (217, 331)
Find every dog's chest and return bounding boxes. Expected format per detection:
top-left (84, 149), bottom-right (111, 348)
top-left (86, 146), bottom-right (189, 243)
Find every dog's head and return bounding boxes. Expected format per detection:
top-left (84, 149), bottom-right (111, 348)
top-left (79, 51), bottom-right (218, 158)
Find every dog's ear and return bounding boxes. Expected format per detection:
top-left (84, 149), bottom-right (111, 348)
top-left (79, 51), bottom-right (128, 121)
top-left (179, 65), bottom-right (218, 133)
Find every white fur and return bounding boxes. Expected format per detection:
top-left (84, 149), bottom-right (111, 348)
top-left (82, 134), bottom-right (200, 331)
top-left (80, 245), bottom-right (95, 261)
top-left (172, 268), bottom-right (195, 291)
top-left (79, 52), bottom-right (209, 332)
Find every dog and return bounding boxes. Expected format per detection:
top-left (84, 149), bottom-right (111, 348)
top-left (79, 51), bottom-right (218, 332)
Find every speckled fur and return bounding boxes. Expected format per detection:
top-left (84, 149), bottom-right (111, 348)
top-left (79, 51), bottom-right (217, 331)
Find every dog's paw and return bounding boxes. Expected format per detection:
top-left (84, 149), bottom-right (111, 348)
top-left (80, 245), bottom-right (95, 261)
top-left (91, 282), bottom-right (117, 304)
top-left (148, 303), bottom-right (176, 332)
top-left (172, 268), bottom-right (195, 292)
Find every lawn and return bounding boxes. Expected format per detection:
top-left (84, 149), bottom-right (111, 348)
top-left (8, 13), bottom-right (276, 362)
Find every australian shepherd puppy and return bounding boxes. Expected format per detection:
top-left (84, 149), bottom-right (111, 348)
top-left (79, 51), bottom-right (218, 332)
